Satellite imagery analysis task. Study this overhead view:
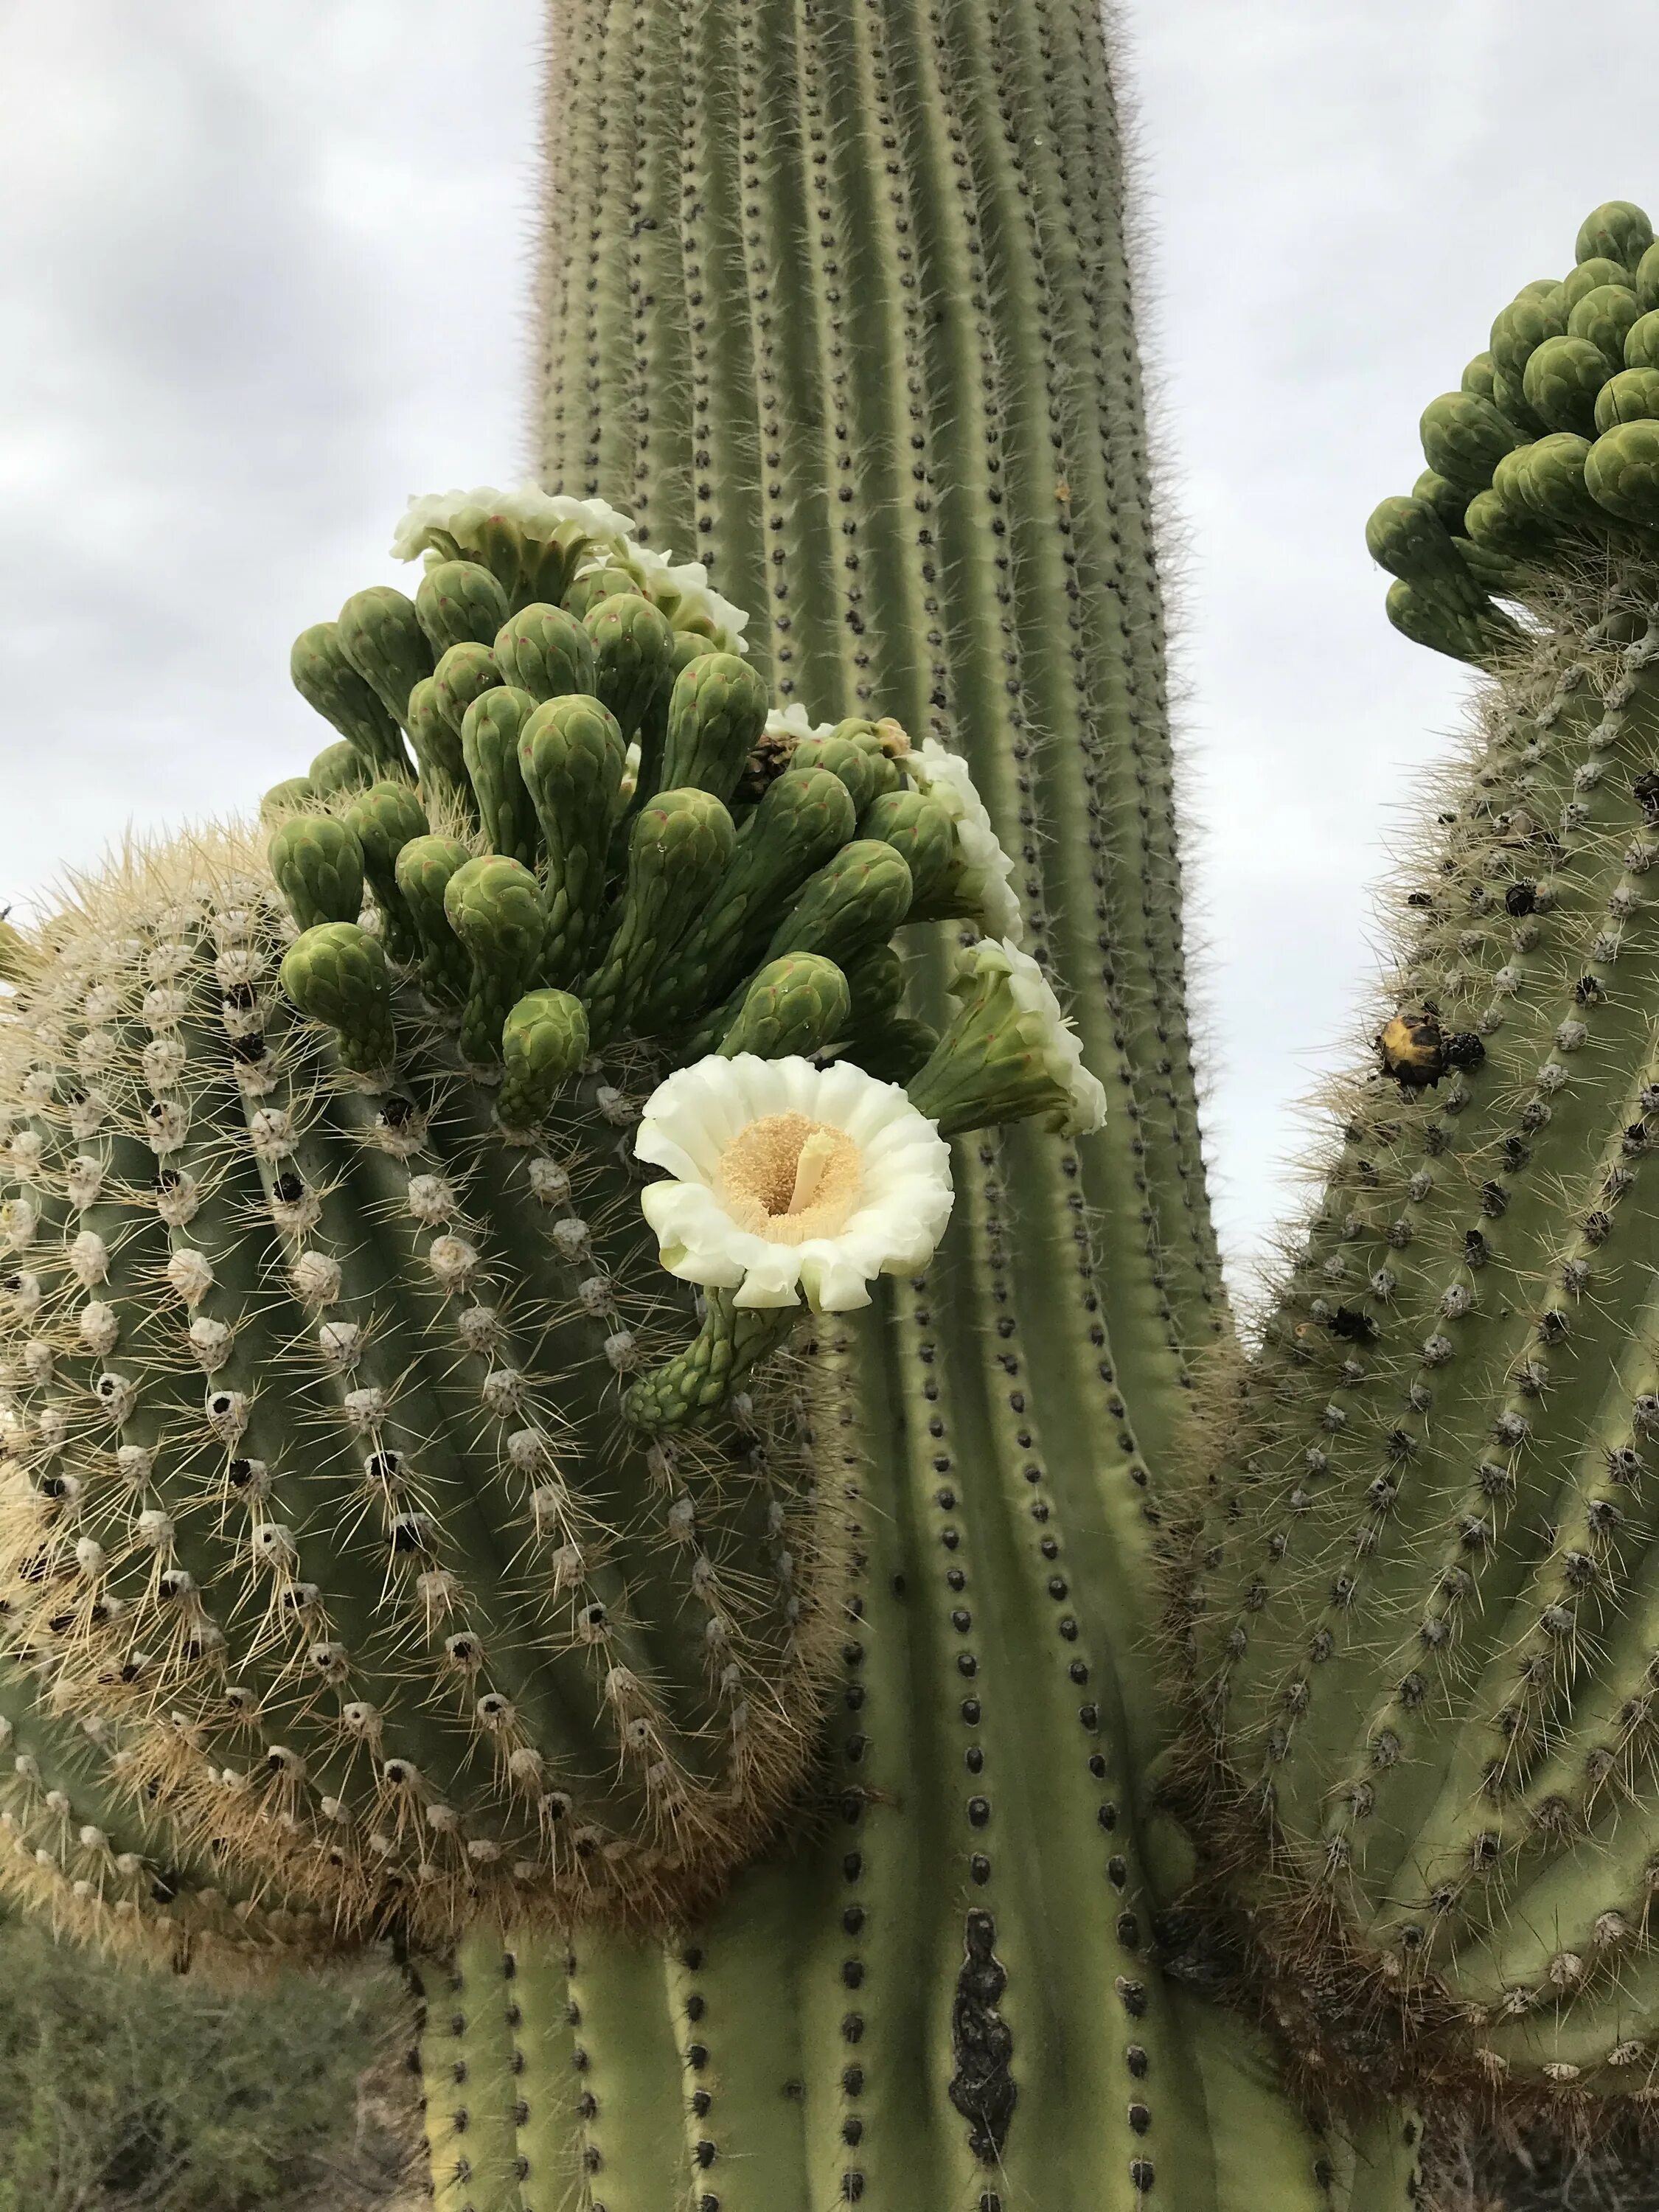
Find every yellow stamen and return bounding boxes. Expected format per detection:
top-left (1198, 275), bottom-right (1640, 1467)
top-left (717, 1113), bottom-right (863, 1245)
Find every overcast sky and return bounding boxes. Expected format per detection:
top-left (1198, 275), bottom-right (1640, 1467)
top-left (3, 1), bottom-right (1658, 1288)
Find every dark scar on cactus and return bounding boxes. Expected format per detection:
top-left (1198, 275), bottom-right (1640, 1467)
top-left (948, 1910), bottom-right (1016, 2164)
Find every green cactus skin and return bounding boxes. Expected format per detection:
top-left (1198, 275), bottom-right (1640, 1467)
top-left (1169, 198), bottom-right (1659, 2126)
top-left (509, 0), bottom-right (1439, 2206)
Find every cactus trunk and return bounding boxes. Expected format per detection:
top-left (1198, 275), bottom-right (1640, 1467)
top-left (497, 1), bottom-right (1402, 2206)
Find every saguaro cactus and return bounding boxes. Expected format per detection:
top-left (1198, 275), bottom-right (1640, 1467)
top-left (1187, 198), bottom-right (1659, 2106)
top-left (11, 1), bottom-right (1659, 2207)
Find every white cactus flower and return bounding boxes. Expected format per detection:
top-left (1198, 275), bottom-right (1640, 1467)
top-left (596, 539), bottom-right (751, 655)
top-left (636, 1054), bottom-right (953, 1311)
top-left (906, 738), bottom-right (1025, 945)
top-left (959, 937), bottom-right (1107, 1136)
top-left (390, 484), bottom-right (636, 564)
top-left (764, 704), bottom-right (839, 743)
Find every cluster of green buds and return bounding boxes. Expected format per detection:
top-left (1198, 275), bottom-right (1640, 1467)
top-left (0, 487), bottom-right (1103, 1958)
top-left (1367, 199), bottom-right (1659, 659)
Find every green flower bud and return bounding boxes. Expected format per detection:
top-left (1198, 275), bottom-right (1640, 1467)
top-left (717, 954), bottom-right (851, 1060)
top-left (1558, 258), bottom-right (1630, 313)
top-left (786, 734), bottom-right (879, 816)
top-left (1585, 422), bottom-right (1659, 529)
top-left (290, 623), bottom-right (409, 778)
top-left (1490, 362), bottom-right (1548, 437)
top-left (584, 787), bottom-right (739, 1043)
top-left (393, 834), bottom-right (474, 1006)
top-left (1638, 242), bottom-right (1659, 315)
top-left (1419, 392), bottom-right (1518, 493)
top-left (1521, 335), bottom-right (1610, 437)
top-left (498, 988), bottom-right (590, 1127)
top-left (563, 565), bottom-right (642, 622)
top-left (431, 642), bottom-right (504, 745)
top-left (414, 560), bottom-right (512, 659)
top-left (645, 766), bottom-right (859, 1031)
top-left (259, 777), bottom-right (316, 824)
top-left (279, 922), bottom-right (397, 1079)
top-left (1463, 487), bottom-right (1544, 559)
top-left (308, 740), bottom-right (370, 797)
top-left (404, 676), bottom-right (473, 821)
top-left (1575, 202), bottom-right (1653, 276)
top-left (586, 592), bottom-right (676, 748)
top-left (842, 943), bottom-right (907, 1032)
top-left (1594, 367), bottom-right (1659, 436)
top-left (624, 1290), bottom-right (798, 1433)
top-left (268, 815), bottom-right (366, 933)
top-left (492, 602), bottom-right (595, 702)
top-left (1567, 283), bottom-right (1641, 372)
top-left (394, 498), bottom-right (602, 610)
top-left (343, 781), bottom-right (429, 967)
top-left (1364, 495), bottom-right (1486, 612)
top-left (1384, 579), bottom-right (1485, 664)
top-left (670, 631), bottom-right (721, 679)
top-left (1460, 350), bottom-right (1498, 401)
top-left (907, 937), bottom-right (1106, 1139)
top-left (460, 686), bottom-right (542, 869)
top-left (860, 789), bottom-right (959, 911)
top-left (518, 693), bottom-right (627, 985)
top-left (659, 653), bottom-right (771, 807)
top-left (1514, 433), bottom-right (1599, 528)
top-left (764, 838), bottom-right (914, 978)
top-left (335, 585), bottom-right (434, 730)
top-left (1411, 469), bottom-right (1469, 535)
top-left (1451, 537), bottom-right (1515, 591)
top-left (826, 717), bottom-right (908, 796)
top-left (1489, 291), bottom-right (1565, 386)
top-left (1625, 308), bottom-right (1659, 372)
top-left (443, 855), bottom-right (549, 1066)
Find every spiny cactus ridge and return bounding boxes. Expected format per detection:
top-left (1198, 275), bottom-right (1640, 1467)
top-left (0, 487), bottom-right (1101, 1961)
top-left (1186, 200), bottom-right (1659, 2105)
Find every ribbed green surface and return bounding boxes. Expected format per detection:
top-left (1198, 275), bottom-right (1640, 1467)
top-left (518, 11), bottom-right (1424, 2204)
top-left (537, 0), bottom-right (1226, 1491)
top-left (1191, 578), bottom-right (1659, 2087)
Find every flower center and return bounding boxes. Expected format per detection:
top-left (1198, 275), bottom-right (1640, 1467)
top-left (717, 1113), bottom-right (863, 1245)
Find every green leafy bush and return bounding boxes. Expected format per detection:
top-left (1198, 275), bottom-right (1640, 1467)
top-left (0, 1918), bottom-right (417, 2211)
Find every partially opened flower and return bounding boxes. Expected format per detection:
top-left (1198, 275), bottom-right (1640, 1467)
top-left (908, 937), bottom-right (1107, 1138)
top-left (636, 1055), bottom-right (953, 1310)
top-left (391, 484), bottom-right (636, 567)
top-left (764, 703), bottom-right (839, 744)
top-left (599, 541), bottom-right (752, 655)
top-left (904, 738), bottom-right (1024, 944)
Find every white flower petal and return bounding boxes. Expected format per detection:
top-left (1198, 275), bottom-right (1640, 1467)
top-left (636, 1055), bottom-right (953, 1312)
top-left (391, 484), bottom-right (636, 564)
top-left (908, 740), bottom-right (1025, 945)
